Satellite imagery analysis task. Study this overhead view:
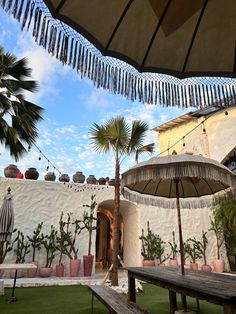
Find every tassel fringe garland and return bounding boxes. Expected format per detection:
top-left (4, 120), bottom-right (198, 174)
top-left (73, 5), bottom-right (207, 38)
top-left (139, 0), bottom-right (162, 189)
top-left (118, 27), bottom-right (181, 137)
top-left (1, 0), bottom-right (236, 108)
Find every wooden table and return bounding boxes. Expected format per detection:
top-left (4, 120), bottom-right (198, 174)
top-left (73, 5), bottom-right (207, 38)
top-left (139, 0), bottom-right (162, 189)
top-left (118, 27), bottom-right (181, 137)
top-left (126, 266), bottom-right (236, 314)
top-left (0, 263), bottom-right (37, 302)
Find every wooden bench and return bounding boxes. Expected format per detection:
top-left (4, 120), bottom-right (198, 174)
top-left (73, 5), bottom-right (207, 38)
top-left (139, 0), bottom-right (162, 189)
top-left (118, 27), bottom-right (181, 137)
top-left (88, 285), bottom-right (149, 314)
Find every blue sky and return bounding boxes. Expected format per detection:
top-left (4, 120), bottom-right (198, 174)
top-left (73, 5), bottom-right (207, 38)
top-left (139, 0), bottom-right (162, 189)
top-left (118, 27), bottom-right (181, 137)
top-left (0, 8), bottom-right (189, 181)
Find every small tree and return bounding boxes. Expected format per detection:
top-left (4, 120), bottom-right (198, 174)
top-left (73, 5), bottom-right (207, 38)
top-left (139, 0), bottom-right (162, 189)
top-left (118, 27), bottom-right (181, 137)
top-left (27, 222), bottom-right (43, 262)
top-left (41, 226), bottom-right (57, 268)
top-left (139, 221), bottom-right (157, 261)
top-left (185, 238), bottom-right (202, 263)
top-left (82, 194), bottom-right (98, 256)
top-left (59, 212), bottom-right (83, 260)
top-left (155, 235), bottom-right (170, 264)
top-left (168, 231), bottom-right (179, 260)
top-left (0, 228), bottom-right (17, 264)
top-left (190, 231), bottom-right (209, 265)
top-left (209, 212), bottom-right (224, 260)
top-left (13, 230), bottom-right (30, 263)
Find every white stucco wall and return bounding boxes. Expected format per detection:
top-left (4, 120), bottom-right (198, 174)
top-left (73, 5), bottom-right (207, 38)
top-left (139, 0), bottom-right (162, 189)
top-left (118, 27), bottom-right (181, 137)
top-left (0, 177), bottom-right (224, 275)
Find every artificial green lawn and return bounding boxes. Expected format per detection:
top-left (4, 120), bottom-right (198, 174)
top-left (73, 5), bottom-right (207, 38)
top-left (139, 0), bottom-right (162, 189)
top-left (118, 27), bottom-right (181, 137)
top-left (0, 284), bottom-right (223, 314)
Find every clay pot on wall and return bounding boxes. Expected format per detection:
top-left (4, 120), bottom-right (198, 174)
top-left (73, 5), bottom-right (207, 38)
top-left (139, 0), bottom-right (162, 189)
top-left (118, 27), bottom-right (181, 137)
top-left (98, 177), bottom-right (106, 185)
top-left (201, 264), bottom-right (212, 272)
top-left (55, 264), bottom-right (64, 277)
top-left (73, 171), bottom-right (85, 183)
top-left (44, 172), bottom-right (56, 181)
top-left (70, 259), bottom-right (81, 277)
top-left (86, 175), bottom-right (97, 185)
top-left (83, 255), bottom-right (94, 277)
top-left (59, 174), bottom-right (70, 182)
top-left (39, 267), bottom-right (53, 277)
top-left (213, 259), bottom-right (224, 273)
top-left (27, 261), bottom-right (38, 278)
top-left (4, 164), bottom-right (20, 178)
top-left (143, 260), bottom-right (155, 267)
top-left (25, 168), bottom-right (39, 180)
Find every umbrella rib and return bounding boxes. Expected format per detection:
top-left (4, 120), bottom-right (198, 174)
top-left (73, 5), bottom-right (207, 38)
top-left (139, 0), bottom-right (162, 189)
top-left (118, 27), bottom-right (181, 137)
top-left (181, 0), bottom-right (208, 73)
top-left (202, 177), bottom-right (214, 194)
top-left (55, 0), bottom-right (67, 13)
top-left (168, 179), bottom-right (172, 198)
top-left (142, 179), bottom-right (153, 193)
top-left (141, 0), bottom-right (172, 68)
top-left (154, 178), bottom-right (162, 196)
top-left (105, 0), bottom-right (133, 50)
top-left (189, 178), bottom-right (199, 197)
top-left (180, 180), bottom-right (185, 198)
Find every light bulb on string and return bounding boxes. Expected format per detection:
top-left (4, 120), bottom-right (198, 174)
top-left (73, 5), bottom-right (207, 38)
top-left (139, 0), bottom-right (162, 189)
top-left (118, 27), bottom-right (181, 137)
top-left (38, 151), bottom-right (42, 160)
top-left (183, 137), bottom-right (186, 147)
top-left (46, 161), bottom-right (50, 172)
top-left (225, 110), bottom-right (228, 115)
top-left (28, 145), bottom-right (31, 152)
top-left (202, 121), bottom-right (206, 133)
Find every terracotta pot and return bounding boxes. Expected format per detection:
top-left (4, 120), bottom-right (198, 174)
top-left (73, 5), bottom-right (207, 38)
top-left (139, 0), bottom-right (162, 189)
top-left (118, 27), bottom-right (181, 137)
top-left (143, 260), bottom-right (155, 267)
top-left (70, 259), bottom-right (81, 277)
top-left (213, 259), bottom-right (224, 273)
top-left (86, 175), bottom-right (97, 184)
top-left (201, 264), bottom-right (212, 272)
top-left (25, 168), bottom-right (39, 180)
top-left (59, 174), bottom-right (70, 182)
top-left (39, 267), bottom-right (53, 277)
top-left (4, 164), bottom-right (19, 178)
top-left (159, 263), bottom-right (166, 267)
top-left (184, 264), bottom-right (191, 269)
top-left (55, 264), bottom-right (64, 277)
top-left (44, 172), bottom-right (56, 181)
top-left (169, 259), bottom-right (178, 266)
top-left (27, 261), bottom-right (38, 278)
top-left (10, 269), bottom-right (24, 278)
top-left (83, 255), bottom-right (94, 277)
top-left (98, 177), bottom-right (106, 185)
top-left (190, 263), bottom-right (198, 270)
top-left (73, 171), bottom-right (85, 183)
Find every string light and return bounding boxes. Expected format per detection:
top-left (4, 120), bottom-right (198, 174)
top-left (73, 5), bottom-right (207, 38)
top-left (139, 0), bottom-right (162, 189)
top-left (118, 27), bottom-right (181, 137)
top-left (182, 137), bottom-right (186, 147)
top-left (46, 160), bottom-right (50, 172)
top-left (28, 145), bottom-right (31, 152)
top-left (38, 151), bottom-right (42, 160)
top-left (225, 110), bottom-right (228, 115)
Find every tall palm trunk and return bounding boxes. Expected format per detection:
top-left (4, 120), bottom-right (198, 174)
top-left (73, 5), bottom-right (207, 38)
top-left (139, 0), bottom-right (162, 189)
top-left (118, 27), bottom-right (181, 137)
top-left (111, 151), bottom-right (120, 286)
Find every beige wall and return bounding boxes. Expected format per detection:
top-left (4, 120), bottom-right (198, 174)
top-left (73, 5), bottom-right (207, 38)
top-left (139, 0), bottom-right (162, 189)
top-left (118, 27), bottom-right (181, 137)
top-left (157, 106), bottom-right (236, 162)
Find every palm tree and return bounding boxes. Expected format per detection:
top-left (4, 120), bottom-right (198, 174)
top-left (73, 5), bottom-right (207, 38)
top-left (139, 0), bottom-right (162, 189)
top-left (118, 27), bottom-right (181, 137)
top-left (89, 116), bottom-right (155, 285)
top-left (0, 46), bottom-right (43, 160)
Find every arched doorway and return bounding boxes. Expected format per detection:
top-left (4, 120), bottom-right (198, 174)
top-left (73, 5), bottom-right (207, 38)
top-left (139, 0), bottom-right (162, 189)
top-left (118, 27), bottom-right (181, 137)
top-left (96, 207), bottom-right (124, 269)
top-left (95, 199), bottom-right (140, 270)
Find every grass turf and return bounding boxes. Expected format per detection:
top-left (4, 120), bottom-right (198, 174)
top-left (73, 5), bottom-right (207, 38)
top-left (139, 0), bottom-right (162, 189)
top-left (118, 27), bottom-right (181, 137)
top-left (0, 284), bottom-right (223, 314)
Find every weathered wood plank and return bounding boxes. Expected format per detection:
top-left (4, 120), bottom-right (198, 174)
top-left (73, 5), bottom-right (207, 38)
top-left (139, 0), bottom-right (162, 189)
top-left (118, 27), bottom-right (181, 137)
top-left (88, 285), bottom-right (148, 314)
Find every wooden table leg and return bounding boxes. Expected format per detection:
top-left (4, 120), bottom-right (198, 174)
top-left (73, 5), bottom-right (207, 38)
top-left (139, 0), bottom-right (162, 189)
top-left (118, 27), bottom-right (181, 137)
top-left (128, 272), bottom-right (136, 303)
top-left (169, 290), bottom-right (177, 314)
top-left (181, 294), bottom-right (187, 312)
top-left (223, 303), bottom-right (236, 314)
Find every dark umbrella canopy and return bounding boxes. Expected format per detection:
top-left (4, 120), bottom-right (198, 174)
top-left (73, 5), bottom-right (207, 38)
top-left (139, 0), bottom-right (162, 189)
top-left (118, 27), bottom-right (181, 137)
top-left (1, 0), bottom-right (235, 107)
top-left (0, 188), bottom-right (14, 242)
top-left (121, 154), bottom-right (236, 274)
top-left (43, 0), bottom-right (236, 79)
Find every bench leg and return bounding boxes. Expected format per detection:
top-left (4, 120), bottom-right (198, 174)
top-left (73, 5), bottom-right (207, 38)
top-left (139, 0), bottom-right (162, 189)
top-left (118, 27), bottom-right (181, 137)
top-left (91, 293), bottom-right (94, 314)
top-left (223, 303), bottom-right (236, 314)
top-left (196, 298), bottom-right (200, 310)
top-left (169, 290), bottom-right (177, 314)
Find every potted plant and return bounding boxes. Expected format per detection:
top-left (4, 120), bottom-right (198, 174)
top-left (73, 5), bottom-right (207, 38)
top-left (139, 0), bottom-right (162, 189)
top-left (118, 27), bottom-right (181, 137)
top-left (10, 230), bottom-right (30, 278)
top-left (39, 226), bottom-right (57, 277)
top-left (185, 238), bottom-right (202, 270)
top-left (168, 231), bottom-right (179, 266)
top-left (55, 213), bottom-right (72, 277)
top-left (209, 211), bottom-right (224, 272)
top-left (59, 212), bottom-right (83, 276)
top-left (183, 241), bottom-right (190, 269)
top-left (139, 221), bottom-right (157, 266)
top-left (27, 222), bottom-right (43, 277)
top-left (191, 231), bottom-right (212, 272)
top-left (213, 196), bottom-right (236, 271)
top-left (82, 194), bottom-right (98, 276)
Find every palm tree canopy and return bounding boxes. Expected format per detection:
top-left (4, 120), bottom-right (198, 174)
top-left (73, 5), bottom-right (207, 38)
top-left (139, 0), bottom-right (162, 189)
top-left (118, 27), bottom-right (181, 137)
top-left (0, 46), bottom-right (43, 160)
top-left (89, 116), bottom-right (154, 161)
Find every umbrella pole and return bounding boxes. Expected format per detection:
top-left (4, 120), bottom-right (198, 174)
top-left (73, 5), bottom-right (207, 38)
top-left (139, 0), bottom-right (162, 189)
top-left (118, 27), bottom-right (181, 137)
top-left (174, 179), bottom-right (185, 276)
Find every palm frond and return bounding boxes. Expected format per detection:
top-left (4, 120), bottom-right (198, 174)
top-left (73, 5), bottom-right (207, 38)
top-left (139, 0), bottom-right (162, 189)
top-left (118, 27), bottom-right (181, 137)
top-left (128, 120), bottom-right (149, 153)
top-left (135, 143), bottom-right (155, 163)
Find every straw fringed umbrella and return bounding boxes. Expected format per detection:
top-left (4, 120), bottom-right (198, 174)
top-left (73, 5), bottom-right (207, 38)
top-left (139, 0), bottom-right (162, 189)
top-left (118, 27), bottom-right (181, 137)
top-left (121, 154), bottom-right (236, 275)
top-left (1, 0), bottom-right (235, 108)
top-left (0, 187), bottom-right (14, 242)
